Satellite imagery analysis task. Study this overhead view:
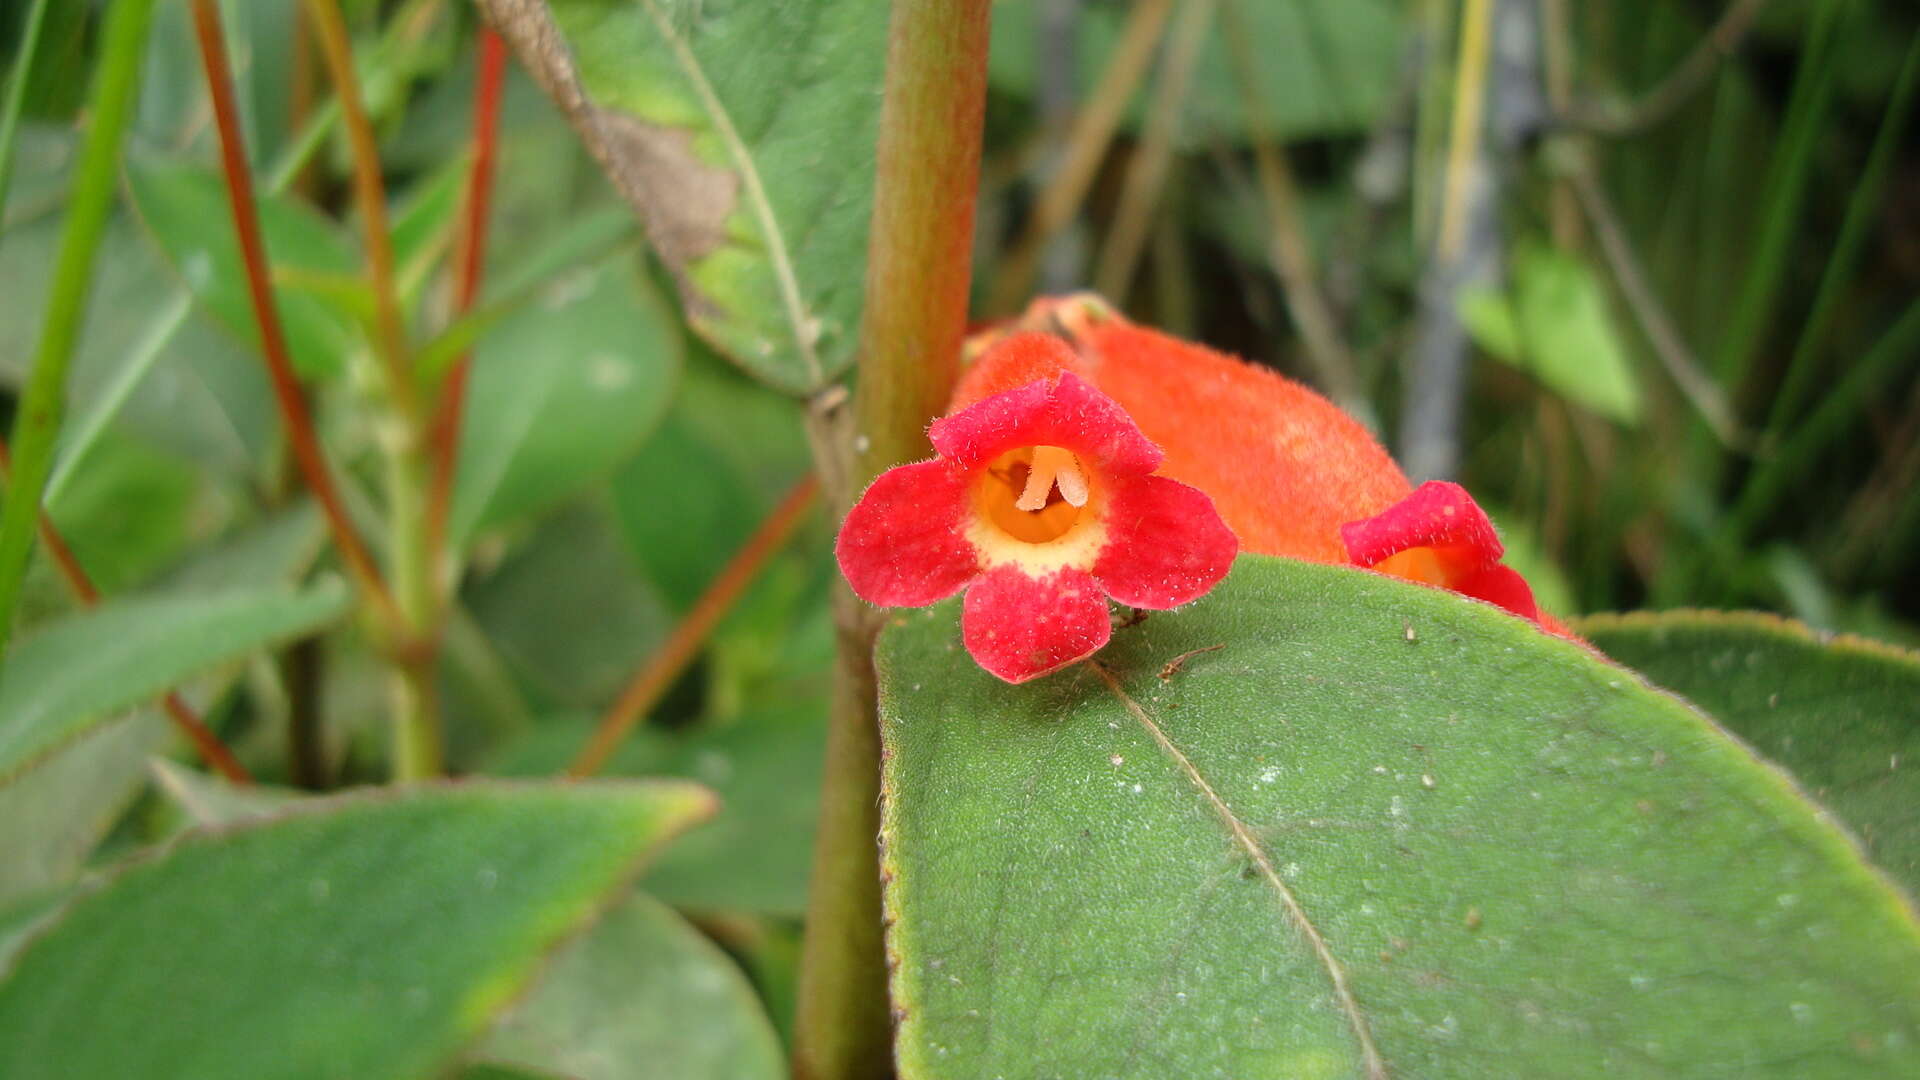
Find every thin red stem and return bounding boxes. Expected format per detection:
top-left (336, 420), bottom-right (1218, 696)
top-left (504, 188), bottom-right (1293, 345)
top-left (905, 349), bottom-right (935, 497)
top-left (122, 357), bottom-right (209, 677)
top-left (187, 0), bottom-right (400, 629)
top-left (568, 475), bottom-right (819, 778)
top-left (425, 25), bottom-right (507, 562)
top-left (0, 439), bottom-right (251, 783)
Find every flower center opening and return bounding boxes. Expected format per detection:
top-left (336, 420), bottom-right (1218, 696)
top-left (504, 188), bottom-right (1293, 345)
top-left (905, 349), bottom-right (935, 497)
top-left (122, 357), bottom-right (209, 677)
top-left (978, 445), bottom-right (1091, 544)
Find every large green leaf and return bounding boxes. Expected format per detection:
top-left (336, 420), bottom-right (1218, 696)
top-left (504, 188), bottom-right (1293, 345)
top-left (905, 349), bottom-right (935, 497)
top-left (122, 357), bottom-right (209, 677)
top-left (989, 0), bottom-right (1403, 144)
top-left (473, 891), bottom-right (783, 1080)
top-left (124, 158), bottom-right (361, 379)
top-left (1578, 610), bottom-right (1920, 897)
top-left (0, 506), bottom-right (330, 904)
top-left (477, 0), bottom-right (886, 393)
top-left (0, 581), bottom-right (348, 783)
top-left (0, 780), bottom-right (714, 1080)
top-left (876, 556), bottom-right (1920, 1077)
top-left (450, 260), bottom-right (681, 543)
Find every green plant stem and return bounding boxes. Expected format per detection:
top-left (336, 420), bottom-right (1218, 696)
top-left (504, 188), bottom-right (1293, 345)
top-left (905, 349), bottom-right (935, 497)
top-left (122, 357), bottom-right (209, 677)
top-left (302, 0), bottom-right (443, 779)
top-left (0, 0), bottom-right (157, 659)
top-left (0, 0), bottom-right (54, 242)
top-left (793, 3), bottom-right (992, 1078)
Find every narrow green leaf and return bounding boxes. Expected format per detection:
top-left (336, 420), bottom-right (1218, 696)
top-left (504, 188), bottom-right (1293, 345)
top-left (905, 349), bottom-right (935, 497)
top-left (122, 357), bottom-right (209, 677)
top-left (124, 158), bottom-right (360, 379)
top-left (1578, 610), bottom-right (1920, 897)
top-left (450, 260), bottom-right (681, 543)
top-left (483, 0), bottom-right (888, 393)
top-left (877, 556), bottom-right (1920, 1077)
top-left (0, 780), bottom-right (716, 1080)
top-left (990, 0), bottom-right (1402, 143)
top-left (1462, 243), bottom-right (1642, 424)
top-left (475, 891), bottom-right (784, 1080)
top-left (0, 581), bottom-right (348, 783)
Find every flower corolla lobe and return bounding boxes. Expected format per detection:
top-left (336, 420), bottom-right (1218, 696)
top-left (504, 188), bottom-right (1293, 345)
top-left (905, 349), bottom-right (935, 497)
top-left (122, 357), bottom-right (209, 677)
top-left (836, 352), bottom-right (1237, 683)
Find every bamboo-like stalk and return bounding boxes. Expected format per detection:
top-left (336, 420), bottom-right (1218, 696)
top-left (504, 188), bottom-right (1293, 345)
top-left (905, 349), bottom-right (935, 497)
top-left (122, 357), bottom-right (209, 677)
top-left (793, 4), bottom-right (993, 1077)
top-left (0, 0), bottom-right (159, 659)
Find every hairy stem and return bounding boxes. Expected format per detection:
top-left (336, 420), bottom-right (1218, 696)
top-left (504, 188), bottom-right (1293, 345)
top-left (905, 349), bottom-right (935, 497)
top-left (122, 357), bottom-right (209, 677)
top-left (0, 0), bottom-right (157, 659)
top-left (793, 4), bottom-right (992, 1078)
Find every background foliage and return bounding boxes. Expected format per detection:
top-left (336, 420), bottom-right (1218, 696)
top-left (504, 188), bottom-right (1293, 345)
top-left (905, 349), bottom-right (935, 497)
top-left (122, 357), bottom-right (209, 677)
top-left (0, 0), bottom-right (1915, 1076)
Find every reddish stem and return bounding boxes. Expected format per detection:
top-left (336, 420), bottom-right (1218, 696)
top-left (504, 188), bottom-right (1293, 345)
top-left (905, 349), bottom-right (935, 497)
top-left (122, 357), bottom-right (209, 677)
top-left (425, 25), bottom-right (508, 561)
top-left (187, 0), bottom-right (400, 629)
top-left (568, 475), bottom-right (820, 778)
top-left (0, 439), bottom-right (251, 784)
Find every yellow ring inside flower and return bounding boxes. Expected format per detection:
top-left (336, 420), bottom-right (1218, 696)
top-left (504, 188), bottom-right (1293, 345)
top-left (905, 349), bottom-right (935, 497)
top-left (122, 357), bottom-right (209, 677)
top-left (976, 446), bottom-right (1092, 543)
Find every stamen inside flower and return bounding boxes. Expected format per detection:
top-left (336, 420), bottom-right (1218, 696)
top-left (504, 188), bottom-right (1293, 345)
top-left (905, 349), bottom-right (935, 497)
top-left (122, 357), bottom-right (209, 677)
top-left (978, 445), bottom-right (1092, 544)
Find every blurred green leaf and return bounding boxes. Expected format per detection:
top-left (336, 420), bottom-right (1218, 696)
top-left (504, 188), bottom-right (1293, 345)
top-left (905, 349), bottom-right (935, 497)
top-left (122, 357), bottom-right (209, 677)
top-left (0, 581), bottom-right (348, 784)
top-left (391, 158), bottom-right (467, 308)
top-left (466, 503), bottom-right (672, 709)
top-left (0, 780), bottom-right (715, 1080)
top-left (878, 556), bottom-right (1920, 1076)
top-left (451, 260), bottom-right (681, 543)
top-left (989, 0), bottom-right (1402, 144)
top-left (1578, 610), bottom-right (1920, 896)
top-left (1462, 244), bottom-right (1642, 424)
top-left (494, 704), bottom-right (825, 916)
top-left (41, 430), bottom-right (200, 596)
top-left (125, 158), bottom-right (359, 379)
top-left (612, 348), bottom-right (812, 610)
top-left (148, 758), bottom-right (305, 829)
top-left (0, 712), bottom-right (169, 907)
top-left (498, 0), bottom-right (887, 393)
top-left (474, 891), bottom-right (783, 1080)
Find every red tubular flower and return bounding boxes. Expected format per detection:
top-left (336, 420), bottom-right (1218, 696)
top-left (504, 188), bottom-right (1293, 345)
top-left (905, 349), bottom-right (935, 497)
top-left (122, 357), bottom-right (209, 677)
top-left (1340, 481), bottom-right (1541, 622)
top-left (836, 351), bottom-right (1238, 683)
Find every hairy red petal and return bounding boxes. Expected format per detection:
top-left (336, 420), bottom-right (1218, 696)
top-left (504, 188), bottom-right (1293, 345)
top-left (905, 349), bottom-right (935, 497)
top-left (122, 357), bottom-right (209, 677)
top-left (836, 460), bottom-right (979, 607)
top-left (962, 565), bottom-right (1111, 684)
top-left (1451, 564), bottom-right (1541, 622)
top-left (930, 371), bottom-right (1162, 476)
top-left (1093, 475), bottom-right (1238, 609)
top-left (1339, 480), bottom-right (1504, 573)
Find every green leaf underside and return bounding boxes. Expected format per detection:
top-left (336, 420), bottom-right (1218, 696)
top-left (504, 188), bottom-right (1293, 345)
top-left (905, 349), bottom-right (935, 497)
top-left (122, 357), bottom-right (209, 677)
top-left (533, 0), bottom-right (886, 393)
top-left (0, 582), bottom-right (349, 783)
top-left (124, 159), bottom-right (359, 379)
top-left (1578, 610), bottom-right (1920, 898)
top-left (876, 556), bottom-right (1920, 1078)
top-left (451, 260), bottom-right (681, 544)
top-left (475, 891), bottom-right (783, 1080)
top-left (0, 781), bottom-right (715, 1080)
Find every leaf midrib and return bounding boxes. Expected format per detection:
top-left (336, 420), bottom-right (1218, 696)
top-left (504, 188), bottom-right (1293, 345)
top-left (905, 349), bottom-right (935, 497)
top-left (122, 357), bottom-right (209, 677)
top-left (1092, 661), bottom-right (1388, 1080)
